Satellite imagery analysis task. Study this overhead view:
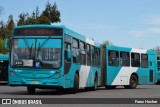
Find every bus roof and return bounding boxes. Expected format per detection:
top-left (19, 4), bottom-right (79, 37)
top-left (64, 26), bottom-right (101, 47)
top-left (14, 24), bottom-right (101, 47)
top-left (106, 45), bottom-right (156, 54)
top-left (15, 24), bottom-right (64, 29)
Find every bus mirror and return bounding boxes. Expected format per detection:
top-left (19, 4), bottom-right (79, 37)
top-left (3, 38), bottom-right (8, 50)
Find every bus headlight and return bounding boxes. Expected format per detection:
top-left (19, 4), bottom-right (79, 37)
top-left (10, 71), bottom-right (14, 76)
top-left (56, 72), bottom-right (60, 78)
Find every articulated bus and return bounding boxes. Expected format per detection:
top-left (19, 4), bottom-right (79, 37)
top-left (9, 25), bottom-right (101, 94)
top-left (0, 53), bottom-right (9, 84)
top-left (102, 45), bottom-right (158, 89)
top-left (8, 25), bottom-right (158, 94)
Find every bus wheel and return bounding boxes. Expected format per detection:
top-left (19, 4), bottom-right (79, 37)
top-left (124, 75), bottom-right (138, 89)
top-left (70, 73), bottom-right (79, 94)
top-left (27, 86), bottom-right (36, 94)
top-left (56, 87), bottom-right (65, 94)
top-left (105, 85), bottom-right (116, 89)
top-left (91, 75), bottom-right (98, 91)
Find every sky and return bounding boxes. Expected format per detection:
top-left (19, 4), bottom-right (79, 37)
top-left (0, 0), bottom-right (160, 49)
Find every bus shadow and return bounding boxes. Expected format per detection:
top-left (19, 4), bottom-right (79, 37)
top-left (0, 87), bottom-right (151, 96)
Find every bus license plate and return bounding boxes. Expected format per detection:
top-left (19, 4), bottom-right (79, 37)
top-left (30, 81), bottom-right (39, 84)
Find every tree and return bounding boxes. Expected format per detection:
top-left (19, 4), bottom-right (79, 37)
top-left (0, 15), bottom-right (15, 53)
top-left (154, 46), bottom-right (160, 59)
top-left (6, 15), bottom-right (15, 38)
top-left (37, 15), bottom-right (51, 24)
top-left (17, 2), bottom-right (61, 25)
top-left (0, 21), bottom-right (6, 39)
top-left (35, 6), bottom-right (39, 18)
top-left (41, 2), bottom-right (61, 23)
top-left (17, 13), bottom-right (25, 26)
top-left (102, 40), bottom-right (113, 46)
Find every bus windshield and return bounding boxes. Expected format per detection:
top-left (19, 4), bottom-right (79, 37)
top-left (11, 38), bottom-right (62, 69)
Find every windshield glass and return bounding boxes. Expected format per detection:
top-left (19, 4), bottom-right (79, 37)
top-left (11, 38), bottom-right (62, 69)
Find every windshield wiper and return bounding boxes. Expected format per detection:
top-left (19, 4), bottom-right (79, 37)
top-left (36, 38), bottom-right (50, 58)
top-left (23, 37), bottom-right (33, 59)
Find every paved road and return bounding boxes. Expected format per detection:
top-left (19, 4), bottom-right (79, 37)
top-left (0, 85), bottom-right (160, 98)
top-left (0, 85), bottom-right (160, 107)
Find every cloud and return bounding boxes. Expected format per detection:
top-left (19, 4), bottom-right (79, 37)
top-left (131, 27), bottom-right (160, 37)
top-left (131, 30), bottom-right (146, 37)
top-left (145, 15), bottom-right (160, 25)
top-left (69, 24), bottom-right (112, 31)
top-left (148, 27), bottom-right (160, 33)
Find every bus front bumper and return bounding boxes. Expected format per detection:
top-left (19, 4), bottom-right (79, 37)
top-left (9, 76), bottom-right (64, 88)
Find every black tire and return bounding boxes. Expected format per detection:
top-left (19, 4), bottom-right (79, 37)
top-left (91, 75), bottom-right (98, 91)
top-left (27, 86), bottom-right (36, 94)
top-left (70, 73), bottom-right (79, 94)
top-left (105, 85), bottom-right (116, 89)
top-left (124, 75), bottom-right (138, 89)
top-left (56, 87), bottom-right (65, 94)
top-left (86, 75), bottom-right (98, 91)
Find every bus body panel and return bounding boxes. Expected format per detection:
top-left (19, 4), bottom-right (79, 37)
top-left (105, 45), bottom-right (157, 86)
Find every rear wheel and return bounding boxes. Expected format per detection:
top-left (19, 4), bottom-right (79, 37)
top-left (91, 75), bottom-right (98, 91)
top-left (70, 73), bottom-right (79, 94)
top-left (27, 86), bottom-right (36, 94)
top-left (105, 85), bottom-right (117, 89)
top-left (124, 75), bottom-right (138, 89)
top-left (86, 75), bottom-right (98, 91)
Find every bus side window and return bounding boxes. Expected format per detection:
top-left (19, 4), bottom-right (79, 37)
top-left (65, 34), bottom-right (72, 62)
top-left (80, 41), bottom-right (86, 65)
top-left (108, 50), bottom-right (119, 66)
top-left (65, 42), bottom-right (71, 62)
top-left (87, 44), bottom-right (91, 66)
top-left (72, 38), bottom-right (79, 63)
top-left (141, 54), bottom-right (148, 68)
top-left (120, 52), bottom-right (130, 66)
top-left (131, 53), bottom-right (140, 67)
top-left (96, 48), bottom-right (100, 66)
top-left (91, 46), bottom-right (96, 66)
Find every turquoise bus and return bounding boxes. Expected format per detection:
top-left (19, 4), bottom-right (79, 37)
top-left (102, 45), bottom-right (158, 89)
top-left (7, 24), bottom-right (158, 94)
top-left (0, 53), bottom-right (9, 84)
top-left (9, 25), bottom-right (101, 94)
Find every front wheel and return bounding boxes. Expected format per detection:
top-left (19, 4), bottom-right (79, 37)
top-left (56, 87), bottom-right (65, 94)
top-left (27, 86), bottom-right (36, 94)
top-left (124, 75), bottom-right (138, 89)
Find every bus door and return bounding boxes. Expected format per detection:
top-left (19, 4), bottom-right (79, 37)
top-left (149, 61), bottom-right (156, 84)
